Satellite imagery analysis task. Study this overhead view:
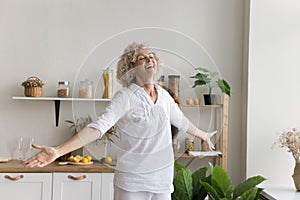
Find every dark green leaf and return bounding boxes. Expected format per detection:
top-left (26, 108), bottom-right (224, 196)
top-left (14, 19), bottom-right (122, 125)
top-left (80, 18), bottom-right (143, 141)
top-left (254, 188), bottom-right (264, 200)
top-left (233, 176), bottom-right (266, 199)
top-left (192, 167), bottom-right (208, 200)
top-left (173, 168), bottom-right (193, 200)
top-left (217, 79), bottom-right (231, 96)
top-left (239, 188), bottom-right (258, 200)
top-left (201, 181), bottom-right (221, 200)
top-left (211, 165), bottom-right (232, 199)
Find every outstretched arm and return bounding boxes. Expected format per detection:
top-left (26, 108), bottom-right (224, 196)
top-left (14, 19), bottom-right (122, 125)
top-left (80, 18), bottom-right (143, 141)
top-left (186, 122), bottom-right (217, 151)
top-left (23, 127), bottom-right (102, 168)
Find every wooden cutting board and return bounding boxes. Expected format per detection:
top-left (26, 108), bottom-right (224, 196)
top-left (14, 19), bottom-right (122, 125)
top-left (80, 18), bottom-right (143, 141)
top-left (58, 161), bottom-right (94, 166)
top-left (0, 157), bottom-right (12, 163)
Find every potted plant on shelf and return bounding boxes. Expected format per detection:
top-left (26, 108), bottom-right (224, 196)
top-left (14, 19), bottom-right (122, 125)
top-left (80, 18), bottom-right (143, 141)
top-left (65, 115), bottom-right (118, 160)
top-left (190, 67), bottom-right (231, 105)
top-left (21, 76), bottom-right (44, 97)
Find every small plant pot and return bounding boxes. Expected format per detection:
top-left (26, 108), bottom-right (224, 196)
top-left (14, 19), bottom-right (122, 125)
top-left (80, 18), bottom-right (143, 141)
top-left (204, 94), bottom-right (215, 105)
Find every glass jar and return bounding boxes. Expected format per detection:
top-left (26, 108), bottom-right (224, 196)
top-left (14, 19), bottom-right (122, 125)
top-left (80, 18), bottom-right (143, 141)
top-left (57, 81), bottom-right (69, 97)
top-left (158, 75), bottom-right (165, 87)
top-left (185, 138), bottom-right (194, 152)
top-left (79, 79), bottom-right (93, 98)
top-left (168, 75), bottom-right (180, 100)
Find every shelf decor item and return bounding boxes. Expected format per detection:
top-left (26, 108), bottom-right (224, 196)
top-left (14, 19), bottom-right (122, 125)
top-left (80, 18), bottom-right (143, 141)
top-left (190, 67), bottom-right (231, 105)
top-left (274, 127), bottom-right (300, 191)
top-left (21, 76), bottom-right (44, 97)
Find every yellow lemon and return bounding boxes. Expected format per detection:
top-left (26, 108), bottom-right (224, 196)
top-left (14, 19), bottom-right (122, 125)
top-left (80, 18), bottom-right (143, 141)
top-left (68, 156), bottom-right (74, 162)
top-left (85, 156), bottom-right (92, 162)
top-left (105, 156), bottom-right (112, 164)
top-left (75, 155), bottom-right (81, 159)
top-left (81, 157), bottom-right (89, 163)
top-left (73, 157), bottom-right (81, 162)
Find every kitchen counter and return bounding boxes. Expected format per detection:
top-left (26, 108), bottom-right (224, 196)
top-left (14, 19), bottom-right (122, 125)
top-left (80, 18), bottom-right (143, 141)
top-left (0, 160), bottom-right (115, 173)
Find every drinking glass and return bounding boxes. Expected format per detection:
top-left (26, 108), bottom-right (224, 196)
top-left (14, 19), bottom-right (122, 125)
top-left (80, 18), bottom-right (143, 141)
top-left (24, 138), bottom-right (35, 159)
top-left (14, 137), bottom-right (24, 160)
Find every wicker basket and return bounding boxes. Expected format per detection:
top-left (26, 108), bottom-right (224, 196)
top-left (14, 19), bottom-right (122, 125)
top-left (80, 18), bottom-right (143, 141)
top-left (24, 86), bottom-right (43, 97)
top-left (22, 76), bottom-right (44, 97)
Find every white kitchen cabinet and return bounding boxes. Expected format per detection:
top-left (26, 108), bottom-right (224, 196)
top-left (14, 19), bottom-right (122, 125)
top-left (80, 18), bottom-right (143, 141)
top-left (101, 173), bottom-right (114, 200)
top-left (53, 173), bottom-right (114, 200)
top-left (0, 173), bottom-right (52, 200)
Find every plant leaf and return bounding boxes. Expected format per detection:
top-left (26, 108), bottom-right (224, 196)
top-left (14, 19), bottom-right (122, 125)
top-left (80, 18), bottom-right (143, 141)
top-left (192, 80), bottom-right (207, 88)
top-left (254, 188), bottom-right (264, 200)
top-left (233, 176), bottom-right (266, 199)
top-left (195, 67), bottom-right (210, 73)
top-left (239, 188), bottom-right (258, 200)
top-left (174, 161), bottom-right (186, 173)
top-left (201, 181), bottom-right (221, 200)
top-left (209, 71), bottom-right (218, 78)
top-left (192, 166), bottom-right (208, 200)
top-left (172, 168), bottom-right (193, 200)
top-left (217, 79), bottom-right (231, 96)
top-left (191, 73), bottom-right (211, 82)
top-left (211, 165), bottom-right (233, 199)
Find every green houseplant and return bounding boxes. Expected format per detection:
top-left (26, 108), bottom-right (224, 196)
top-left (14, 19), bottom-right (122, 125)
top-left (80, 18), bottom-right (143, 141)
top-left (172, 162), bottom-right (266, 200)
top-left (172, 161), bottom-right (209, 200)
top-left (190, 67), bottom-right (231, 105)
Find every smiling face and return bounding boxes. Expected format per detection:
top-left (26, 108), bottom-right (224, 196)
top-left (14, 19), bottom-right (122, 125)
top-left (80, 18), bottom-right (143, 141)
top-left (133, 48), bottom-right (159, 85)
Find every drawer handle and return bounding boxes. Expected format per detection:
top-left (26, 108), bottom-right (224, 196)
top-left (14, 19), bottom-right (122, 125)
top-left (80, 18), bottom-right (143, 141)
top-left (4, 175), bottom-right (24, 181)
top-left (68, 175), bottom-right (86, 181)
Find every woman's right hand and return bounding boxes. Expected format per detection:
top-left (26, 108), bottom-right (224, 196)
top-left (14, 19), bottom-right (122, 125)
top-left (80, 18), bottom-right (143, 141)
top-left (204, 131), bottom-right (217, 151)
top-left (23, 144), bottom-right (60, 168)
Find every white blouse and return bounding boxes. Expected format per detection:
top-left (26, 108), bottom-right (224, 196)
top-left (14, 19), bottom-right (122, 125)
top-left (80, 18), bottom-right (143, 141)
top-left (88, 83), bottom-right (190, 193)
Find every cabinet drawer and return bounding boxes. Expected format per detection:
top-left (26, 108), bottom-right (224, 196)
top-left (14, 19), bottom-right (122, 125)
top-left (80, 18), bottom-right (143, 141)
top-left (0, 173), bottom-right (52, 200)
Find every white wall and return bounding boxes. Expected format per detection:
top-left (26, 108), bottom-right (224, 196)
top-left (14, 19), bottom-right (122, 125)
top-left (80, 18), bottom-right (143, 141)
top-left (247, 0), bottom-right (300, 185)
top-left (0, 0), bottom-right (245, 184)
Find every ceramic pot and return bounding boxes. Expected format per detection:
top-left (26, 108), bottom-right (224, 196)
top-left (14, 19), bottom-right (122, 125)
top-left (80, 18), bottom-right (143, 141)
top-left (292, 162), bottom-right (300, 191)
top-left (203, 94), bottom-right (216, 105)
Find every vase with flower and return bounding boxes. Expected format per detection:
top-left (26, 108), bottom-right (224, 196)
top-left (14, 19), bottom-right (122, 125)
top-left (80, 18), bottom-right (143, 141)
top-left (275, 127), bottom-right (300, 190)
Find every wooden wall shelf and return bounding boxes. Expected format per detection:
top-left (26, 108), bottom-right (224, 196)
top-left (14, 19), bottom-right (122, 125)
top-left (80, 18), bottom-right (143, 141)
top-left (178, 94), bottom-right (229, 170)
top-left (12, 96), bottom-right (111, 127)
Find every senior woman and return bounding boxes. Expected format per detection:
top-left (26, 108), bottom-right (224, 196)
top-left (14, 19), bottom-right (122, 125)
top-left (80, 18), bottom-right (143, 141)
top-left (23, 42), bottom-right (216, 200)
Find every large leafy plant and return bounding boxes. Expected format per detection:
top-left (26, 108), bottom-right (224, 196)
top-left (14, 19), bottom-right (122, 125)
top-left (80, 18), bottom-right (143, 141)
top-left (172, 162), bottom-right (266, 200)
top-left (190, 67), bottom-right (231, 96)
top-left (172, 161), bottom-right (209, 200)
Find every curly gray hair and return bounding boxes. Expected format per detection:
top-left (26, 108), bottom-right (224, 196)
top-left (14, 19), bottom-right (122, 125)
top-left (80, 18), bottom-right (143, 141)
top-left (116, 42), bottom-right (162, 87)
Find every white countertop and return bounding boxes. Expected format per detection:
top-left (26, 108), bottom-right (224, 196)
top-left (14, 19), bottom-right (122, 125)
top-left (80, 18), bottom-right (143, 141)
top-left (261, 184), bottom-right (300, 200)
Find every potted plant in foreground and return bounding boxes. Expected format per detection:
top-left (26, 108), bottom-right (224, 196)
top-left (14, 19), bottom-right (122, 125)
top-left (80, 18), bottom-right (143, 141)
top-left (190, 67), bottom-right (231, 105)
top-left (172, 161), bottom-right (266, 200)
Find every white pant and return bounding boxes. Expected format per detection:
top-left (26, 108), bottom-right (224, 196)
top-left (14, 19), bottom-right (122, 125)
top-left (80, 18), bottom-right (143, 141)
top-left (114, 186), bottom-right (171, 200)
